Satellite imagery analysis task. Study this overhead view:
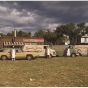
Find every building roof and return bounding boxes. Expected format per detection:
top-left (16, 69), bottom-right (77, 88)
top-left (81, 34), bottom-right (88, 38)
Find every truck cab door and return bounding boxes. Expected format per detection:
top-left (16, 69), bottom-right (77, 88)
top-left (37, 46), bottom-right (47, 57)
top-left (43, 46), bottom-right (47, 56)
top-left (15, 50), bottom-right (25, 59)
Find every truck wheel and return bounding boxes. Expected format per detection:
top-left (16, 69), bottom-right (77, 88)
top-left (71, 53), bottom-right (76, 57)
top-left (1, 55), bottom-right (7, 60)
top-left (50, 54), bottom-right (52, 58)
top-left (26, 55), bottom-right (33, 60)
top-left (79, 53), bottom-right (82, 56)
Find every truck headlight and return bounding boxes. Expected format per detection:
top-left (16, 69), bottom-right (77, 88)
top-left (53, 52), bottom-right (56, 55)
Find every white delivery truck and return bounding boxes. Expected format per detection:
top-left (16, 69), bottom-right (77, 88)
top-left (74, 45), bottom-right (88, 56)
top-left (22, 45), bottom-right (56, 57)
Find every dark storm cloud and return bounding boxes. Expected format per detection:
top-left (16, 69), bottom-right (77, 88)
top-left (0, 1), bottom-right (88, 35)
top-left (16, 1), bottom-right (88, 22)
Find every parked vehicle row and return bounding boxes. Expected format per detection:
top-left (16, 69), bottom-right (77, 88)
top-left (0, 45), bottom-right (56, 60)
top-left (0, 45), bottom-right (88, 60)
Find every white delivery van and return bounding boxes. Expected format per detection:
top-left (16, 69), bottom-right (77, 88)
top-left (22, 45), bottom-right (56, 57)
top-left (74, 45), bottom-right (88, 56)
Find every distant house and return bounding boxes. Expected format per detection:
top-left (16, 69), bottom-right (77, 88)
top-left (81, 34), bottom-right (88, 44)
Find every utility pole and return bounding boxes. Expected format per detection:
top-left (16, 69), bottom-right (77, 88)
top-left (14, 29), bottom-right (16, 42)
top-left (12, 29), bottom-right (16, 43)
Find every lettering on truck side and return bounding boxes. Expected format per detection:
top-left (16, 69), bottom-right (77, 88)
top-left (24, 46), bottom-right (42, 51)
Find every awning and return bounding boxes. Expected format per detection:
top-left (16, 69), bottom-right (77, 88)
top-left (4, 42), bottom-right (24, 46)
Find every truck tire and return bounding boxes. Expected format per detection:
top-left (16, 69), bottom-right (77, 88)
top-left (1, 55), bottom-right (7, 60)
top-left (50, 54), bottom-right (54, 58)
top-left (50, 54), bottom-right (52, 58)
top-left (71, 53), bottom-right (76, 57)
top-left (26, 55), bottom-right (33, 60)
top-left (79, 53), bottom-right (82, 56)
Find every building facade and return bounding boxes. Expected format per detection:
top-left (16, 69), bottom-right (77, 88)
top-left (81, 34), bottom-right (88, 44)
top-left (0, 36), bottom-right (44, 49)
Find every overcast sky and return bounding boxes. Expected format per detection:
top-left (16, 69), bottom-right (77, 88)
top-left (0, 1), bottom-right (88, 35)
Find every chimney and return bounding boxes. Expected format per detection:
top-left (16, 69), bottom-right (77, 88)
top-left (12, 29), bottom-right (16, 43)
top-left (14, 29), bottom-right (16, 37)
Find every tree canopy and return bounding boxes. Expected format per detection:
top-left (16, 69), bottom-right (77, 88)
top-left (1, 22), bottom-right (88, 45)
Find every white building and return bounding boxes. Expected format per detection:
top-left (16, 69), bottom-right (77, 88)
top-left (81, 34), bottom-right (88, 44)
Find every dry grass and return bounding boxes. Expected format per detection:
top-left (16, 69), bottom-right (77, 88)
top-left (0, 56), bottom-right (88, 87)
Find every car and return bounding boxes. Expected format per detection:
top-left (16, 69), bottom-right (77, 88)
top-left (0, 48), bottom-right (38, 60)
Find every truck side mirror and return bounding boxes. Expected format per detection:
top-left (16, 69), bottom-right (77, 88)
top-left (44, 46), bottom-right (47, 49)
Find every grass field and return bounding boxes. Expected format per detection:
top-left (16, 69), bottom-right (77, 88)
top-left (0, 56), bottom-right (88, 87)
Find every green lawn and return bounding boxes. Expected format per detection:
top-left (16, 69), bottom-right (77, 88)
top-left (0, 56), bottom-right (88, 87)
